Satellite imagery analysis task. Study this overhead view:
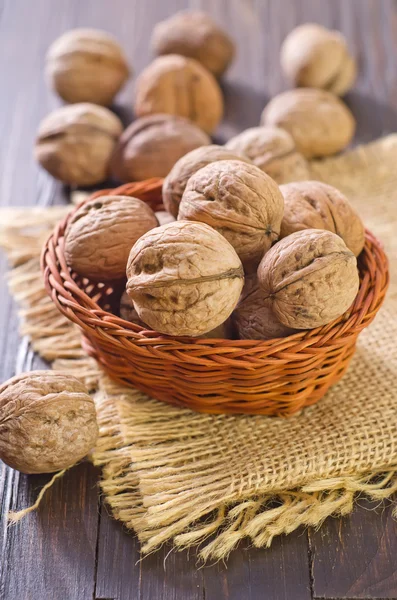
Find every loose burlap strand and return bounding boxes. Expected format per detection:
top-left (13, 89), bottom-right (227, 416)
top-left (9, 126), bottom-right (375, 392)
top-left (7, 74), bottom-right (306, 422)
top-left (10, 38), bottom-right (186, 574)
top-left (0, 135), bottom-right (397, 560)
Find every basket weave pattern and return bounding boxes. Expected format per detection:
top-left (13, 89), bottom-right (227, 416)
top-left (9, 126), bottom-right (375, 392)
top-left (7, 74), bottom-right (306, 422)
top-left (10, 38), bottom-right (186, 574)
top-left (41, 179), bottom-right (389, 416)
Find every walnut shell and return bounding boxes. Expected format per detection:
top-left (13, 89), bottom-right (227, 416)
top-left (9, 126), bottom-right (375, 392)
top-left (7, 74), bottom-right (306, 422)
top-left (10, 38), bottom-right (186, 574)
top-left (280, 181), bottom-right (365, 257)
top-left (64, 195), bottom-right (158, 281)
top-left (46, 28), bottom-right (130, 105)
top-left (0, 371), bottom-right (98, 474)
top-left (178, 160), bottom-right (284, 271)
top-left (162, 145), bottom-right (252, 218)
top-left (35, 103), bottom-right (123, 186)
top-left (151, 11), bottom-right (235, 77)
top-left (134, 55), bottom-right (224, 134)
top-left (257, 229), bottom-right (359, 329)
top-left (261, 89), bottom-right (356, 158)
top-left (281, 24), bottom-right (356, 96)
top-left (111, 114), bottom-right (210, 181)
top-left (126, 221), bottom-right (244, 337)
top-left (225, 126), bottom-right (310, 184)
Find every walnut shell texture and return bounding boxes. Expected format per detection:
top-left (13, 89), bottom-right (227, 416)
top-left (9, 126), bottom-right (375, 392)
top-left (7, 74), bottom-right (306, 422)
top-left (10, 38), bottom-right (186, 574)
top-left (261, 88), bottom-right (356, 158)
top-left (225, 126), bottom-right (310, 184)
top-left (126, 221), bottom-right (244, 337)
top-left (111, 114), bottom-right (210, 181)
top-left (35, 103), bottom-right (123, 186)
top-left (257, 229), bottom-right (359, 329)
top-left (280, 181), bottom-right (365, 257)
top-left (46, 28), bottom-right (130, 105)
top-left (64, 195), bottom-right (159, 281)
top-left (162, 145), bottom-right (252, 218)
top-left (134, 55), bottom-right (224, 134)
top-left (0, 371), bottom-right (98, 474)
top-left (151, 10), bottom-right (235, 77)
top-left (281, 23), bottom-right (356, 96)
top-left (178, 160), bottom-right (284, 270)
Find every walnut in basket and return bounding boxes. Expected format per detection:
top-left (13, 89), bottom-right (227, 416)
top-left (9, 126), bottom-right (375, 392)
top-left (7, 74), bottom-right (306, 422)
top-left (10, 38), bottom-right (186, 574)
top-left (151, 11), bottom-right (235, 77)
top-left (0, 371), bottom-right (98, 474)
top-left (64, 195), bottom-right (159, 281)
top-left (46, 28), bottom-right (131, 106)
top-left (178, 160), bottom-right (284, 271)
top-left (126, 221), bottom-right (244, 337)
top-left (162, 145), bottom-right (252, 218)
top-left (280, 181), bottom-right (365, 257)
top-left (281, 24), bottom-right (356, 96)
top-left (257, 229), bottom-right (359, 329)
top-left (111, 114), bottom-right (210, 181)
top-left (225, 126), bottom-right (310, 184)
top-left (35, 103), bottom-right (123, 186)
top-left (134, 55), bottom-right (223, 134)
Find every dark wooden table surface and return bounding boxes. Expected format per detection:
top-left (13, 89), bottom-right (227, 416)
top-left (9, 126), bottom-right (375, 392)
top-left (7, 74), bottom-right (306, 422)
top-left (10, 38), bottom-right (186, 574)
top-left (1, 1), bottom-right (397, 599)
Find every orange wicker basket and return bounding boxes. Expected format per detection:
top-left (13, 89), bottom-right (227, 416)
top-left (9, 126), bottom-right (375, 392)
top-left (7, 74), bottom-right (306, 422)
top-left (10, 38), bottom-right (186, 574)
top-left (41, 179), bottom-right (389, 416)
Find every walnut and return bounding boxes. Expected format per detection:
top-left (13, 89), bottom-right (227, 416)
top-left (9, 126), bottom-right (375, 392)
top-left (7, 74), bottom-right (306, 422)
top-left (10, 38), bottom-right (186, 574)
top-left (233, 276), bottom-right (297, 340)
top-left (46, 28), bottom-right (130, 105)
top-left (257, 229), bottom-right (359, 329)
top-left (35, 103), bottom-right (123, 186)
top-left (111, 114), bottom-right (210, 181)
top-left (225, 126), bottom-right (310, 184)
top-left (134, 55), bottom-right (224, 134)
top-left (0, 371), bottom-right (98, 474)
top-left (280, 181), bottom-right (365, 257)
top-left (281, 24), bottom-right (356, 96)
top-left (261, 89), bottom-right (356, 158)
top-left (64, 195), bottom-right (158, 281)
top-left (178, 160), bottom-right (284, 271)
top-left (162, 145), bottom-right (252, 218)
top-left (151, 11), bottom-right (235, 77)
top-left (126, 221), bottom-right (244, 337)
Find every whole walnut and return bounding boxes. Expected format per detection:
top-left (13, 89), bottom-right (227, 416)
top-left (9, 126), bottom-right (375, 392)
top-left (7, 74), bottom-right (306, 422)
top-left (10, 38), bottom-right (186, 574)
top-left (261, 89), bottom-right (355, 158)
top-left (151, 11), bottom-right (235, 77)
top-left (225, 126), bottom-right (310, 184)
top-left (280, 181), bottom-right (365, 257)
top-left (257, 229), bottom-right (359, 330)
top-left (162, 145), bottom-right (252, 218)
top-left (232, 276), bottom-right (297, 340)
top-left (281, 24), bottom-right (356, 96)
top-left (134, 55), bottom-right (224, 134)
top-left (0, 371), bottom-right (98, 474)
top-left (111, 114), bottom-right (210, 181)
top-left (35, 103), bottom-right (123, 186)
top-left (126, 221), bottom-right (244, 337)
top-left (119, 290), bottom-right (231, 338)
top-left (46, 28), bottom-right (130, 105)
top-left (178, 160), bottom-right (284, 271)
top-left (64, 195), bottom-right (159, 281)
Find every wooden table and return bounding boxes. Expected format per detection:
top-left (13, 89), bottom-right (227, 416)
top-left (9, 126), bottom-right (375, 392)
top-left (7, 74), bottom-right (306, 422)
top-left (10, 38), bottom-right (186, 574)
top-left (1, 1), bottom-right (396, 598)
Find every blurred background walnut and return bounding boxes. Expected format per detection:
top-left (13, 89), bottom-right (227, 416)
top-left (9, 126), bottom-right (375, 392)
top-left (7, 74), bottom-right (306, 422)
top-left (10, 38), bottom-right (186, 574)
top-left (46, 28), bottom-right (131, 105)
top-left (134, 54), bottom-right (224, 134)
top-left (257, 229), bottom-right (359, 330)
top-left (151, 10), bottom-right (235, 78)
top-left (280, 181), bottom-right (365, 256)
top-left (162, 145), bottom-right (252, 218)
top-left (64, 195), bottom-right (158, 281)
top-left (261, 88), bottom-right (356, 158)
top-left (281, 23), bottom-right (356, 96)
top-left (0, 371), bottom-right (98, 474)
top-left (111, 114), bottom-right (210, 181)
top-left (178, 160), bottom-right (284, 271)
top-left (126, 221), bottom-right (244, 337)
top-left (225, 126), bottom-right (310, 184)
top-left (34, 103), bottom-right (123, 186)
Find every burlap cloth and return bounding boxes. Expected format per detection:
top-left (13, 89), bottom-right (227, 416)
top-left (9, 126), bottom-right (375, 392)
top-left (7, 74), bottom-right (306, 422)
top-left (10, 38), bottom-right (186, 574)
top-left (1, 136), bottom-right (397, 560)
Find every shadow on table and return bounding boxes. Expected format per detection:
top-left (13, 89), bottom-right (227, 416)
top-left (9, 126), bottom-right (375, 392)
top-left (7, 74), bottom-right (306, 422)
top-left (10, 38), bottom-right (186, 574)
top-left (344, 89), bottom-right (397, 144)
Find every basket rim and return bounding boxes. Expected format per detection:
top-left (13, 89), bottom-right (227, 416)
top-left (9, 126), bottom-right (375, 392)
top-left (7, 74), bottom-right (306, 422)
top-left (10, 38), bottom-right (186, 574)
top-left (41, 179), bottom-right (390, 357)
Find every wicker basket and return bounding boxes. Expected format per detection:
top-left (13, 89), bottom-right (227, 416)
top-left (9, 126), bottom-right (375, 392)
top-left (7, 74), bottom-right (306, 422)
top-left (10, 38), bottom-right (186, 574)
top-left (41, 179), bottom-right (389, 416)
